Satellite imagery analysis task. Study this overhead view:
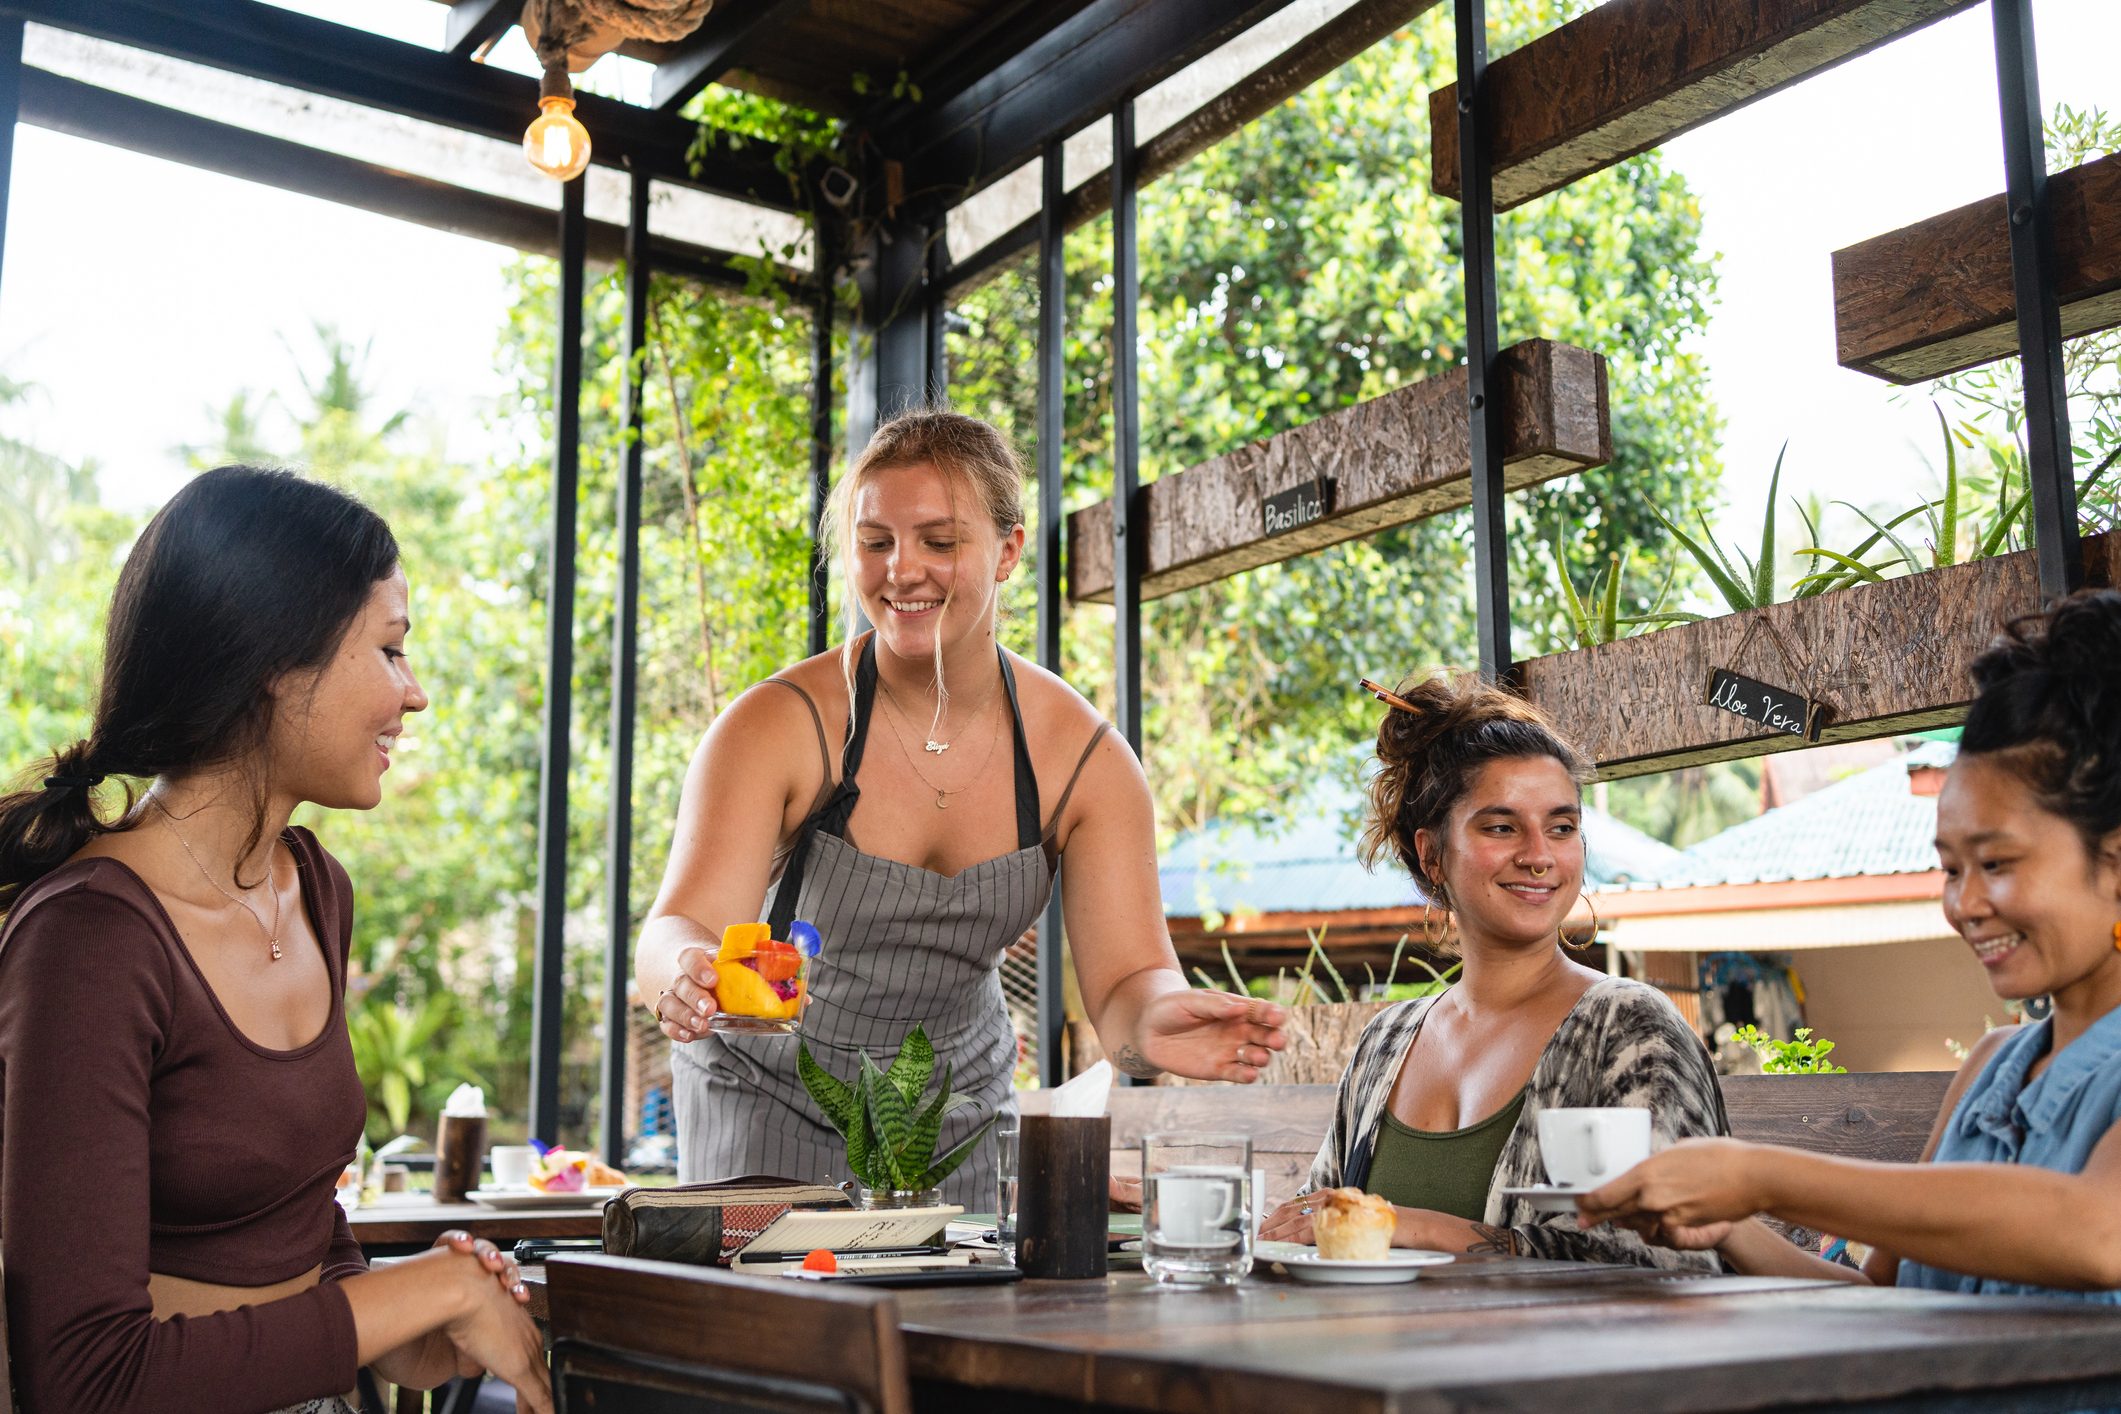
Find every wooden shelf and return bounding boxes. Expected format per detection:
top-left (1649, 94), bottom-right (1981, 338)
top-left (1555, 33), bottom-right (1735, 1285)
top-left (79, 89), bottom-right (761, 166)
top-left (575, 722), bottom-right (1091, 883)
top-left (1835, 152), bottom-right (2121, 383)
top-left (1066, 339), bottom-right (1609, 604)
top-left (1516, 529), bottom-right (2121, 780)
top-left (1429, 0), bottom-right (1976, 211)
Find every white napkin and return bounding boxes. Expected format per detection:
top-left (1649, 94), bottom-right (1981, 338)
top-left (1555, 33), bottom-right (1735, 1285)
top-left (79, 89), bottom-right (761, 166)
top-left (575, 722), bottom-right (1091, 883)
top-left (1047, 1060), bottom-right (1112, 1117)
top-left (442, 1083), bottom-right (486, 1117)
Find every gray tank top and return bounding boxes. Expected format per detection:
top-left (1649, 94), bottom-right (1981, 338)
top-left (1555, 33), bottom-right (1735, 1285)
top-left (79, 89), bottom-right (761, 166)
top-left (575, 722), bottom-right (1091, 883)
top-left (674, 636), bottom-right (1110, 1208)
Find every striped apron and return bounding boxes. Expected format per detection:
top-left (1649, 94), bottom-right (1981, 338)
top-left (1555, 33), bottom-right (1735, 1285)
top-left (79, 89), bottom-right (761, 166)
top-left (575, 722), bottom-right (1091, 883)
top-left (675, 638), bottom-right (1101, 1209)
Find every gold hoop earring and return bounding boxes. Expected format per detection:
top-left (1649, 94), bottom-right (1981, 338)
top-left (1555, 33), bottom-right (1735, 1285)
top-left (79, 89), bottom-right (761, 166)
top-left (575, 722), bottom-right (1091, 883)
top-left (1422, 902), bottom-right (1450, 951)
top-left (1563, 895), bottom-right (1601, 953)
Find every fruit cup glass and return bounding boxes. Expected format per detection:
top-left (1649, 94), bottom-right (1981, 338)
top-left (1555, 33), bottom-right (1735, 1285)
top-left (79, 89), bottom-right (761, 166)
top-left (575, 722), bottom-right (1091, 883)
top-left (707, 922), bottom-right (816, 1035)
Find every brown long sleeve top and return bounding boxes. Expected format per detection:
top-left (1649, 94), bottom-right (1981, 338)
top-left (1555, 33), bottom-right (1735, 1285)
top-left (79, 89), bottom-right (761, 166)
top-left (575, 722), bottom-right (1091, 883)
top-left (0, 826), bottom-right (368, 1414)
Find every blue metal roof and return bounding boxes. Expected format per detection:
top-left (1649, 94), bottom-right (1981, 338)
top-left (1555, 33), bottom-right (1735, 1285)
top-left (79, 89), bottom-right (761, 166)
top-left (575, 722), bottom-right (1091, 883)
top-left (1160, 773), bottom-right (1685, 920)
top-left (1627, 741), bottom-right (1957, 891)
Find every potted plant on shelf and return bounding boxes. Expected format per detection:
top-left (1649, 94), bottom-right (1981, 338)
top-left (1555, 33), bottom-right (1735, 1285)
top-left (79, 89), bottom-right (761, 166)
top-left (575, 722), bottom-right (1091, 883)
top-left (798, 1024), bottom-right (994, 1208)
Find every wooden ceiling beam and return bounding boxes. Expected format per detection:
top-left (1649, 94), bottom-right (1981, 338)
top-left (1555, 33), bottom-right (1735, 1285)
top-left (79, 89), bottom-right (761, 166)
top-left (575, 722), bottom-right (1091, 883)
top-left (1429, 0), bottom-right (1978, 212)
top-left (1834, 152), bottom-right (2121, 383)
top-left (1066, 340), bottom-right (1610, 604)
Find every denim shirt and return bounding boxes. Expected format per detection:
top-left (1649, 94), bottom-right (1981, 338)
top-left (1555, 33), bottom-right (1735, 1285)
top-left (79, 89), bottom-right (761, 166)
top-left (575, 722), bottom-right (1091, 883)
top-left (1899, 1007), bottom-right (2121, 1300)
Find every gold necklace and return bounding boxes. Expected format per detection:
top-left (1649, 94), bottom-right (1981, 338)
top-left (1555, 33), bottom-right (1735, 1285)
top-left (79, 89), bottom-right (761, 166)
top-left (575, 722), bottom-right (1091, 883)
top-left (876, 673), bottom-right (999, 755)
top-left (152, 797), bottom-right (285, 961)
top-left (875, 690), bottom-right (1003, 809)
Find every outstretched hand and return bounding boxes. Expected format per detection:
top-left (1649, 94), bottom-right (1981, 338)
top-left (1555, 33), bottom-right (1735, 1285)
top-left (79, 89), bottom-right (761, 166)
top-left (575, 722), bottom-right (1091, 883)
top-left (1575, 1137), bottom-right (1762, 1248)
top-left (1133, 989), bottom-right (1288, 1084)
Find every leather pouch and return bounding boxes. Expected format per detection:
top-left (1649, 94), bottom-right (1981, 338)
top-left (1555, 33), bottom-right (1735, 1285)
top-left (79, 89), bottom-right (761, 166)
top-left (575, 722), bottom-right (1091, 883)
top-left (600, 1175), bottom-right (852, 1266)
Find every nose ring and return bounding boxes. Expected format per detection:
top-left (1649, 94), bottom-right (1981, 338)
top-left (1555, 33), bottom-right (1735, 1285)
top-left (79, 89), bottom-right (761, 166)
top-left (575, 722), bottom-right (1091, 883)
top-left (1526, 864), bottom-right (1549, 878)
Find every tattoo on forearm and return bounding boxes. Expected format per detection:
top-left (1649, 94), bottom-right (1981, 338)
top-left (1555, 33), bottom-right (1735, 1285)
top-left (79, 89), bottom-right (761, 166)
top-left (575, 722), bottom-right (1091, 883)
top-left (1465, 1223), bottom-right (1520, 1257)
top-left (1113, 1044), bottom-right (1160, 1079)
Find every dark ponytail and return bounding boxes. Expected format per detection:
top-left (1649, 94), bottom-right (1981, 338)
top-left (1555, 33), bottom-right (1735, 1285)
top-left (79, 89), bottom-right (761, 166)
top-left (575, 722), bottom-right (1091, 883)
top-left (0, 466), bottom-right (399, 917)
top-left (1359, 674), bottom-right (1588, 903)
top-left (1962, 588), bottom-right (2121, 857)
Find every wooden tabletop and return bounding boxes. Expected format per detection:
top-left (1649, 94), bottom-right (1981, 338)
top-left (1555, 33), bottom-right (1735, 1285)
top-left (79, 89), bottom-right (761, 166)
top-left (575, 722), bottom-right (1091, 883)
top-left (347, 1197), bottom-right (605, 1251)
top-left (525, 1255), bottom-right (2121, 1412)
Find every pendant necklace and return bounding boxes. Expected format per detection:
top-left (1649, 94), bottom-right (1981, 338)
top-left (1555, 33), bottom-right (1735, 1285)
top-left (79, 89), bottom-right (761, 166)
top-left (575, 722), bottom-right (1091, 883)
top-left (877, 687), bottom-right (1004, 809)
top-left (152, 797), bottom-right (285, 961)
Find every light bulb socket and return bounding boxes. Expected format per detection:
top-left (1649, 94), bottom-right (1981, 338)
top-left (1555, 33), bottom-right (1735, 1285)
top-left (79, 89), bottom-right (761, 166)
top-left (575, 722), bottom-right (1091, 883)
top-left (539, 63), bottom-right (575, 104)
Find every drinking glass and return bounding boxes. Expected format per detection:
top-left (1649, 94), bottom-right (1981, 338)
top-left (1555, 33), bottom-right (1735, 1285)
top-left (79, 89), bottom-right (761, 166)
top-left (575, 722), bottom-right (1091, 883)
top-left (1141, 1131), bottom-right (1253, 1286)
top-left (995, 1119), bottom-right (1021, 1263)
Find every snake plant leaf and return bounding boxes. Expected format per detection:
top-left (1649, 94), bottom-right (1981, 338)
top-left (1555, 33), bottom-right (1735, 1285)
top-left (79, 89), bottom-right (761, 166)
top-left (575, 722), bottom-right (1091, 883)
top-left (798, 1040), bottom-right (861, 1137)
top-left (866, 1058), bottom-right (917, 1181)
top-left (846, 1066), bottom-right (878, 1187)
top-left (900, 1062), bottom-right (954, 1171)
top-left (884, 1025), bottom-right (935, 1108)
top-left (916, 1112), bottom-right (1000, 1191)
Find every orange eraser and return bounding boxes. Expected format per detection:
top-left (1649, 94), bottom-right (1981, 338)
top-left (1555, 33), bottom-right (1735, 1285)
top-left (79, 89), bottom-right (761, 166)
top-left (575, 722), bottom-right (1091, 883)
top-left (801, 1248), bottom-right (838, 1273)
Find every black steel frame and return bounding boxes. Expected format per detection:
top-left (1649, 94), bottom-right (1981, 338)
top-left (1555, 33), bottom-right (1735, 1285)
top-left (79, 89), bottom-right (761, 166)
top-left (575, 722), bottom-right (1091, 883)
top-left (1111, 102), bottom-right (1145, 754)
top-left (1454, 0), bottom-right (1509, 682)
top-left (1035, 138), bottom-right (1068, 1086)
top-left (530, 175), bottom-right (588, 1144)
top-left (598, 170), bottom-right (651, 1165)
top-left (1990, 0), bottom-right (2079, 600)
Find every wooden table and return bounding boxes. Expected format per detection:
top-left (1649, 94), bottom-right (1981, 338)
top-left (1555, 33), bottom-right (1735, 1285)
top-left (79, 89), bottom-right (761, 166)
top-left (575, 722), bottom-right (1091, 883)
top-left (348, 1197), bottom-right (605, 1256)
top-left (527, 1256), bottom-right (2121, 1411)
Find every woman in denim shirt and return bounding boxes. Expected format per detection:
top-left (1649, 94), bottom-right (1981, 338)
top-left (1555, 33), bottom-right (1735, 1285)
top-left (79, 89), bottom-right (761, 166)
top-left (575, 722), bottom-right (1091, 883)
top-left (1577, 589), bottom-right (2121, 1296)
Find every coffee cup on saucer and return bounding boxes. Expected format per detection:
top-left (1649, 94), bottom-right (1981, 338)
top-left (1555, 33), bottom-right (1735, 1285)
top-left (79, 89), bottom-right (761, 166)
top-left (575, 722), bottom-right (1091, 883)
top-left (1536, 1107), bottom-right (1650, 1187)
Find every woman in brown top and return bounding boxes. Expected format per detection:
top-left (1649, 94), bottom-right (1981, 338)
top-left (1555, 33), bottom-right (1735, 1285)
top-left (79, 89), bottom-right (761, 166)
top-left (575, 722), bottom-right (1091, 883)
top-left (0, 467), bottom-right (550, 1414)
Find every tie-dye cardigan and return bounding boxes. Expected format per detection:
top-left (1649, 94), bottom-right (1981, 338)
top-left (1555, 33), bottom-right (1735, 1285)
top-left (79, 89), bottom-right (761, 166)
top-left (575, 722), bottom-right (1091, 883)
top-left (1304, 975), bottom-right (1729, 1271)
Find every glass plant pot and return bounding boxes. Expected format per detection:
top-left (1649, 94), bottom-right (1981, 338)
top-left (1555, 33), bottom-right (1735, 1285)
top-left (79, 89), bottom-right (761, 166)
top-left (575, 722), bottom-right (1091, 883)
top-left (855, 1185), bottom-right (944, 1211)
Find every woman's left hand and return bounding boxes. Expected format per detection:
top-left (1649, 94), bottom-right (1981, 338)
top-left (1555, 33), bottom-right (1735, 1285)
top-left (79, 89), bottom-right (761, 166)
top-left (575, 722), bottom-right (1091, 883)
top-left (1135, 989), bottom-right (1288, 1084)
top-left (1574, 1137), bottom-right (1765, 1237)
top-left (1258, 1196), bottom-right (1316, 1244)
top-left (434, 1229), bottom-right (530, 1305)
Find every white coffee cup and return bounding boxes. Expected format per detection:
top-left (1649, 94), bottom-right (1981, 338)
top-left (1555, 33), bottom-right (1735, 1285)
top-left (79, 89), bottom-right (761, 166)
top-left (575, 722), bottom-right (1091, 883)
top-left (489, 1144), bottom-right (538, 1190)
top-left (1537, 1107), bottom-right (1651, 1187)
top-left (1154, 1170), bottom-right (1243, 1246)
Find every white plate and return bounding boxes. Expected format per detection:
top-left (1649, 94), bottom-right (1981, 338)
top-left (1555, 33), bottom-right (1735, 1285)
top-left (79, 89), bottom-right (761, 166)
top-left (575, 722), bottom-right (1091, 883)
top-left (465, 1185), bottom-right (626, 1210)
top-left (1269, 1245), bottom-right (1455, 1285)
top-left (1497, 1184), bottom-right (1597, 1214)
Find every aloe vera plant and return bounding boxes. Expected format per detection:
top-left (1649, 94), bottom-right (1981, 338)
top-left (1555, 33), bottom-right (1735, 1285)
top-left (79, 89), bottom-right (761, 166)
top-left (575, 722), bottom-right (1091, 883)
top-left (1551, 534), bottom-right (1696, 647)
top-left (797, 1024), bottom-right (994, 1193)
top-left (1650, 443), bottom-right (1791, 613)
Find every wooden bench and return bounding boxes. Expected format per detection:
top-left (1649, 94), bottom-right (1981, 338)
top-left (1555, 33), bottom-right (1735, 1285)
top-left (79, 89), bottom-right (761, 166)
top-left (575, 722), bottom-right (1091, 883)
top-left (1025, 1070), bottom-right (1954, 1209)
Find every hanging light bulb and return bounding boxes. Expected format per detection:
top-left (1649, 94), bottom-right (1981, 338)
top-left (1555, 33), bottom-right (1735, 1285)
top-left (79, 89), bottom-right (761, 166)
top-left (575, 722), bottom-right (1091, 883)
top-left (525, 64), bottom-right (592, 182)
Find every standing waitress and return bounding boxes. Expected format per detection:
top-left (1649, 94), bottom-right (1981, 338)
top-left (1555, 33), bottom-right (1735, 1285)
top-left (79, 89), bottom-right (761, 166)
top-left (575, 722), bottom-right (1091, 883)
top-left (636, 410), bottom-right (1286, 1204)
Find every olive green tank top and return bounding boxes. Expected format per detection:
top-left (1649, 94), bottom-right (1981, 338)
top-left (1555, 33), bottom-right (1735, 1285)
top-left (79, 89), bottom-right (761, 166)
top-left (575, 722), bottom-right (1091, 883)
top-left (1363, 1088), bottom-right (1528, 1221)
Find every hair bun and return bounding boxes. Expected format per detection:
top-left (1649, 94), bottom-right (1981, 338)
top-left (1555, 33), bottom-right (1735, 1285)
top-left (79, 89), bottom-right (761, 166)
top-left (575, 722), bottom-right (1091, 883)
top-left (1964, 588), bottom-right (2121, 852)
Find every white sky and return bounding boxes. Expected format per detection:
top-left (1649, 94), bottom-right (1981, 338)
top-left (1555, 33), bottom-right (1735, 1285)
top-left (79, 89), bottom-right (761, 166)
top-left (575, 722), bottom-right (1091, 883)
top-left (1, 0), bottom-right (2117, 535)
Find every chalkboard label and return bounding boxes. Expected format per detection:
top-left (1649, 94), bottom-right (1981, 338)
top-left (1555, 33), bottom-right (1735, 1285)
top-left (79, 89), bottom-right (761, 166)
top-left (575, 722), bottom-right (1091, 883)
top-left (1263, 478), bottom-right (1333, 538)
top-left (1703, 668), bottom-right (1826, 741)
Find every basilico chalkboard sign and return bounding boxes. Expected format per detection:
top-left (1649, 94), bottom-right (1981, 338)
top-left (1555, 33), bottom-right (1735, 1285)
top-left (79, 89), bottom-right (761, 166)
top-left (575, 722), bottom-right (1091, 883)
top-left (1702, 668), bottom-right (1827, 741)
top-left (1263, 477), bottom-right (1333, 538)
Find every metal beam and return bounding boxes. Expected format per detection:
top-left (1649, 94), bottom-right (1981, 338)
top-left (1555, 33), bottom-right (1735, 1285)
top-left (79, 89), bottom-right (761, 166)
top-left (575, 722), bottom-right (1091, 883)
top-left (1035, 137), bottom-right (1067, 1087)
top-left (599, 169), bottom-right (650, 1168)
top-left (1455, 0), bottom-right (1509, 681)
top-left (649, 0), bottom-right (802, 112)
top-left (530, 174), bottom-right (587, 1145)
top-left (18, 68), bottom-right (802, 294)
top-left (0, 17), bottom-right (20, 300)
top-left (808, 216), bottom-right (837, 655)
top-left (941, 0), bottom-right (1429, 300)
top-left (445, 0), bottom-right (516, 59)
top-left (887, 0), bottom-right (1301, 209)
top-left (849, 211), bottom-right (937, 446)
top-left (14, 0), bottom-right (802, 210)
top-left (1111, 103), bottom-right (1143, 754)
top-left (1991, 0), bottom-right (2078, 599)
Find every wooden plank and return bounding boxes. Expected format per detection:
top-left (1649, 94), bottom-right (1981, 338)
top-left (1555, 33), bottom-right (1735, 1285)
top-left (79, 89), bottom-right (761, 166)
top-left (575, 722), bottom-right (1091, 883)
top-left (1835, 152), bottom-right (2121, 383)
top-left (346, 1198), bottom-right (606, 1250)
top-left (1066, 339), bottom-right (1609, 603)
top-left (1430, 0), bottom-right (1977, 211)
top-left (1722, 1070), bottom-right (1949, 1164)
top-left (1518, 528), bottom-right (2121, 781)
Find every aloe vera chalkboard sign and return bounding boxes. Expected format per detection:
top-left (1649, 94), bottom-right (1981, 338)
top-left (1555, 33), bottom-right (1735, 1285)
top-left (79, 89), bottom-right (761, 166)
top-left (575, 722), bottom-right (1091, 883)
top-left (1702, 668), bottom-right (1826, 741)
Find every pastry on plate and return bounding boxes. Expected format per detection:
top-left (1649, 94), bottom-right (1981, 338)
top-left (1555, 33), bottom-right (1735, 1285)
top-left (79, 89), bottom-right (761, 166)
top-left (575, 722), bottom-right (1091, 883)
top-left (1311, 1187), bottom-right (1396, 1261)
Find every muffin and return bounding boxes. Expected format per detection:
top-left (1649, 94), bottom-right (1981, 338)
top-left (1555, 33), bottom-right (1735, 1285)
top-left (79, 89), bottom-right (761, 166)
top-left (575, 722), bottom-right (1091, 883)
top-left (1311, 1188), bottom-right (1396, 1261)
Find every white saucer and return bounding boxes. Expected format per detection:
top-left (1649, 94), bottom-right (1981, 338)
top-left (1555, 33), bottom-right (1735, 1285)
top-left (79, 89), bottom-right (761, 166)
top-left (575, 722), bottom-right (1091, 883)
top-left (466, 1185), bottom-right (626, 1210)
top-left (1497, 1184), bottom-right (1597, 1214)
top-left (1271, 1246), bottom-right (1454, 1285)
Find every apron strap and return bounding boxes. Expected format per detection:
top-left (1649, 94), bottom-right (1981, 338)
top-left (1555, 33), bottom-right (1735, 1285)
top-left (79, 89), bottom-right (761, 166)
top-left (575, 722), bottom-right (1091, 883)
top-left (767, 637), bottom-right (878, 937)
top-left (997, 648), bottom-right (1042, 853)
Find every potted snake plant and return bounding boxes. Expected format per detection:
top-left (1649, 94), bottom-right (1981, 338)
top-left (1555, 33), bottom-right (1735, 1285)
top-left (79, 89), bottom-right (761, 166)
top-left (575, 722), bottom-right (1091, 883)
top-left (798, 1024), bottom-right (995, 1207)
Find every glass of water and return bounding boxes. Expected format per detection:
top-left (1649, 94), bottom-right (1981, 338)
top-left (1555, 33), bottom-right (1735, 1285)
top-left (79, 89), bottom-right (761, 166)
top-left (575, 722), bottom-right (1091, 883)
top-left (1142, 1131), bottom-right (1253, 1286)
top-left (995, 1118), bottom-right (1021, 1263)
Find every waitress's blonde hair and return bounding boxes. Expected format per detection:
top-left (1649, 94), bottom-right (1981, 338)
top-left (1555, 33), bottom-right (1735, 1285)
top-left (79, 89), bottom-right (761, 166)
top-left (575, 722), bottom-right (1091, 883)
top-left (820, 408), bottom-right (1026, 730)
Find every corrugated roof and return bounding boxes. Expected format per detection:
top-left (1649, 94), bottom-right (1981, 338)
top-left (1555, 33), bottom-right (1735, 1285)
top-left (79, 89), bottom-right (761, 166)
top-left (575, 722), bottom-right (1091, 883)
top-left (1160, 774), bottom-right (1685, 920)
top-left (1630, 741), bottom-right (1957, 891)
